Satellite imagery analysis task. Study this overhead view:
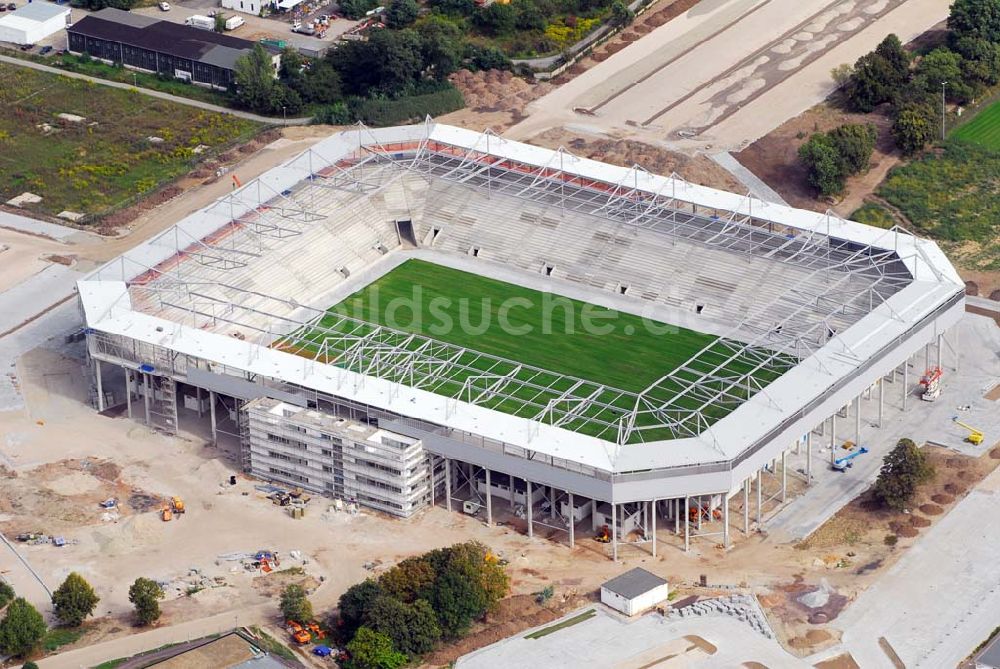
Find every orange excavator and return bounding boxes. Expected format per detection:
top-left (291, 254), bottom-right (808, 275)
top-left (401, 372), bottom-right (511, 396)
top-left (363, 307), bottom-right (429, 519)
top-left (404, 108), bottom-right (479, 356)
top-left (689, 504), bottom-right (722, 522)
top-left (287, 621), bottom-right (311, 645)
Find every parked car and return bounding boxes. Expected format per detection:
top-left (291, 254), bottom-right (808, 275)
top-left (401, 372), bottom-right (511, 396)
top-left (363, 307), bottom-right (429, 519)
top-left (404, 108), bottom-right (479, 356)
top-left (20, 43), bottom-right (34, 51)
top-left (158, 1), bottom-right (170, 9)
top-left (6, 3), bottom-right (16, 10)
top-left (0, 6), bottom-right (8, 12)
top-left (39, 45), bottom-right (53, 55)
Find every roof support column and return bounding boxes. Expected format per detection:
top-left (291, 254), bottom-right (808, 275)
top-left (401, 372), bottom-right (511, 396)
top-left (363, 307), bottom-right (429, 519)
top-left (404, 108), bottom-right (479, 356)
top-left (674, 498), bottom-right (679, 535)
top-left (854, 395), bottom-right (861, 446)
top-left (144, 374), bottom-right (152, 426)
top-left (936, 333), bottom-right (942, 370)
top-left (806, 432), bottom-right (812, 484)
top-left (743, 478), bottom-right (749, 534)
top-left (568, 493), bottom-right (574, 548)
top-left (781, 450), bottom-right (787, 503)
top-left (612, 502), bottom-right (618, 561)
top-left (723, 492), bottom-right (730, 549)
top-left (756, 469), bottom-right (762, 527)
top-left (684, 497), bottom-right (690, 552)
top-left (125, 367), bottom-right (132, 420)
top-left (651, 500), bottom-right (657, 558)
top-left (196, 386), bottom-right (204, 418)
top-left (878, 377), bottom-right (884, 427)
top-left (444, 458), bottom-right (452, 513)
top-left (903, 359), bottom-right (909, 410)
top-left (95, 359), bottom-right (105, 412)
top-left (209, 390), bottom-right (216, 445)
top-left (526, 480), bottom-right (533, 538)
top-left (830, 413), bottom-right (837, 464)
top-left (485, 468), bottom-right (492, 527)
top-left (428, 456), bottom-right (436, 508)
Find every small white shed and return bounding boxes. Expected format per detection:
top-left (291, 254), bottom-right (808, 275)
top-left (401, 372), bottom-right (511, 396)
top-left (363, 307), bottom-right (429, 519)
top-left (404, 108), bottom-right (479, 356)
top-left (600, 567), bottom-right (669, 616)
top-left (0, 2), bottom-right (71, 45)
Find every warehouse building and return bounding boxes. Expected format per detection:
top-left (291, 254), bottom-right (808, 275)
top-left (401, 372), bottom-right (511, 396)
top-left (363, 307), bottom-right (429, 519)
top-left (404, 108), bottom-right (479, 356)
top-left (67, 8), bottom-right (275, 89)
top-left (0, 2), bottom-right (70, 46)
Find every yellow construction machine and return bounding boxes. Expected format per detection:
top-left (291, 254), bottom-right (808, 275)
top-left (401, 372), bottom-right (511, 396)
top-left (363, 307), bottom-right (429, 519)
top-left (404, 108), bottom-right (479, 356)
top-left (952, 416), bottom-right (984, 445)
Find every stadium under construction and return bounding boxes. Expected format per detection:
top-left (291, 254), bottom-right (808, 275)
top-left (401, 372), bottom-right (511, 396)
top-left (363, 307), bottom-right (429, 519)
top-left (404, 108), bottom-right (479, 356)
top-left (77, 123), bottom-right (965, 558)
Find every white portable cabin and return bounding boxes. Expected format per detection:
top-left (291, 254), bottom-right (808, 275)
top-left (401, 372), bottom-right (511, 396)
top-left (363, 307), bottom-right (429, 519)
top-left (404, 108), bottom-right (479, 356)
top-left (0, 2), bottom-right (70, 45)
top-left (600, 568), bottom-right (669, 617)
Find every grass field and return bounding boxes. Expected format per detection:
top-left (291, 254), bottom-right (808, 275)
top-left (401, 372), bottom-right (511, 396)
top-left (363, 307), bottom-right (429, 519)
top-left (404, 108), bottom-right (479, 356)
top-left (0, 62), bottom-right (261, 219)
top-left (951, 97), bottom-right (1000, 150)
top-left (277, 260), bottom-right (791, 440)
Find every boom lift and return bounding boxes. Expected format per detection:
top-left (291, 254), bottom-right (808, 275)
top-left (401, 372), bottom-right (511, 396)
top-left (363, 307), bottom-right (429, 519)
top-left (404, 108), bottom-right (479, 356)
top-left (952, 416), bottom-right (984, 445)
top-left (920, 367), bottom-right (943, 401)
top-left (832, 446), bottom-right (869, 471)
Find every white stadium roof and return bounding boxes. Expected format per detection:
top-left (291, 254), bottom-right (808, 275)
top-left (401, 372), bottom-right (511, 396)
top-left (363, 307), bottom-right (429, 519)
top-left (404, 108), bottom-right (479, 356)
top-left (79, 123), bottom-right (964, 475)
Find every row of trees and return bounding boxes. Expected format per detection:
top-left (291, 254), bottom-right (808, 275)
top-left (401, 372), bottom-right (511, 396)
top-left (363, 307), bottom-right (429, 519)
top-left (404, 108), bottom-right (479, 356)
top-left (798, 123), bottom-right (878, 197)
top-left (831, 0), bottom-right (1000, 159)
top-left (333, 541), bottom-right (509, 669)
top-left (0, 573), bottom-right (164, 661)
top-left (233, 13), bottom-right (508, 116)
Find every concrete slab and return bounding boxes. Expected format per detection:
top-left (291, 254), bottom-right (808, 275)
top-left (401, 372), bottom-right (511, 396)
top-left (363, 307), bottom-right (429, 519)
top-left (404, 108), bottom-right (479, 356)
top-left (0, 210), bottom-right (100, 244)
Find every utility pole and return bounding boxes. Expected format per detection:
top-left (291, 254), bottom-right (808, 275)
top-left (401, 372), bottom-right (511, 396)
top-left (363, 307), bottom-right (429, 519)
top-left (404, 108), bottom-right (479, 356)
top-left (941, 81), bottom-right (947, 141)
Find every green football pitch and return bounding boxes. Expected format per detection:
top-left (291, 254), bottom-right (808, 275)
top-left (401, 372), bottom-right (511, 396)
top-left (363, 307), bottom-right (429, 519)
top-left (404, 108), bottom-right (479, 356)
top-left (276, 260), bottom-right (792, 440)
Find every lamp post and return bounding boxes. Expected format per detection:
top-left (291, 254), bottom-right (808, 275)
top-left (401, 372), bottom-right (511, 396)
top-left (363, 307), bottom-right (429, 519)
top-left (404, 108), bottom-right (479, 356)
top-left (282, 105), bottom-right (286, 124)
top-left (941, 81), bottom-right (947, 141)
top-left (133, 72), bottom-right (137, 88)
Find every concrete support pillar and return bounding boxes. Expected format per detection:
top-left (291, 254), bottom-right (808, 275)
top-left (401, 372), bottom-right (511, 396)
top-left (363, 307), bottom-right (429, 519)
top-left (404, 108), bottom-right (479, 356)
top-left (485, 468), bottom-right (492, 527)
top-left (854, 395), bottom-right (861, 445)
top-left (697, 496), bottom-right (702, 532)
top-left (651, 499), bottom-right (657, 558)
top-left (781, 450), bottom-right (787, 503)
top-left (723, 492), bottom-right (730, 549)
top-left (95, 359), bottom-right (105, 412)
top-left (674, 498), bottom-right (679, 535)
top-left (936, 333), bottom-right (942, 370)
top-left (756, 469), bottom-right (762, 527)
top-left (143, 374), bottom-right (152, 426)
top-left (568, 492), bottom-right (574, 548)
top-left (743, 478), bottom-right (749, 534)
top-left (429, 458), bottom-right (436, 508)
top-left (209, 390), bottom-right (216, 444)
top-left (903, 360), bottom-right (909, 410)
top-left (806, 432), bottom-right (812, 484)
top-left (925, 342), bottom-right (930, 371)
top-left (684, 497), bottom-right (690, 552)
top-left (878, 378), bottom-right (884, 427)
top-left (445, 459), bottom-right (453, 512)
top-left (125, 368), bottom-right (132, 419)
top-left (526, 480), bottom-right (533, 538)
top-left (196, 386), bottom-right (204, 418)
top-left (550, 487), bottom-right (556, 520)
top-left (830, 413), bottom-right (837, 464)
top-left (612, 502), bottom-right (618, 561)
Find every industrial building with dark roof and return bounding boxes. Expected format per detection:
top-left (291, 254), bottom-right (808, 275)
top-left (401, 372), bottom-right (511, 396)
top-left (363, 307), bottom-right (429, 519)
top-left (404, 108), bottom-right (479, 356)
top-left (67, 8), bottom-right (273, 89)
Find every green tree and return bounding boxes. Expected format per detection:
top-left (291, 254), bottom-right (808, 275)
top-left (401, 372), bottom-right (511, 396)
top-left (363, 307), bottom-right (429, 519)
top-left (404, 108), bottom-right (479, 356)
top-left (475, 2), bottom-right (517, 36)
top-left (339, 0), bottom-right (378, 19)
top-left (51, 572), bottom-right (100, 627)
top-left (0, 598), bottom-right (46, 658)
top-left (513, 0), bottom-right (545, 31)
top-left (828, 123), bottom-right (877, 174)
top-left (215, 13), bottom-right (227, 32)
top-left (914, 48), bottom-right (975, 103)
top-left (345, 627), bottom-right (407, 669)
top-left (301, 62), bottom-right (343, 104)
top-left (337, 579), bottom-right (385, 640)
top-left (22, 663), bottom-right (39, 669)
top-left (892, 102), bottom-right (935, 154)
top-left (874, 33), bottom-right (910, 82)
top-left (610, 0), bottom-right (634, 26)
top-left (955, 36), bottom-right (1000, 85)
top-left (279, 584), bottom-right (314, 623)
top-left (798, 132), bottom-right (846, 197)
top-left (128, 578), bottom-right (164, 626)
top-left (417, 16), bottom-right (465, 79)
top-left (279, 47), bottom-right (306, 91)
top-left (385, 0), bottom-right (419, 28)
top-left (234, 44), bottom-right (284, 114)
top-left (0, 580), bottom-right (14, 608)
top-left (467, 44), bottom-right (511, 71)
top-left (430, 0), bottom-right (475, 16)
top-left (378, 556), bottom-right (436, 604)
top-left (948, 0), bottom-right (1000, 44)
top-left (365, 596), bottom-right (441, 655)
top-left (872, 438), bottom-right (935, 510)
top-left (831, 63), bottom-right (853, 88)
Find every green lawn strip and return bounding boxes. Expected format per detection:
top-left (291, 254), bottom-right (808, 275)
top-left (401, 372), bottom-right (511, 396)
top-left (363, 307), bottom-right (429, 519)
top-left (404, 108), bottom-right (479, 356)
top-left (951, 97), bottom-right (1000, 151)
top-left (524, 609), bottom-right (597, 639)
top-left (42, 627), bottom-right (84, 652)
top-left (251, 626), bottom-right (297, 662)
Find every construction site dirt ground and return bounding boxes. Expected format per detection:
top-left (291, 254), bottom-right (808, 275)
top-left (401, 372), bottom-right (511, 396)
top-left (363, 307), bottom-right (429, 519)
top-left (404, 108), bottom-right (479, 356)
top-left (0, 311), bottom-right (998, 667)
